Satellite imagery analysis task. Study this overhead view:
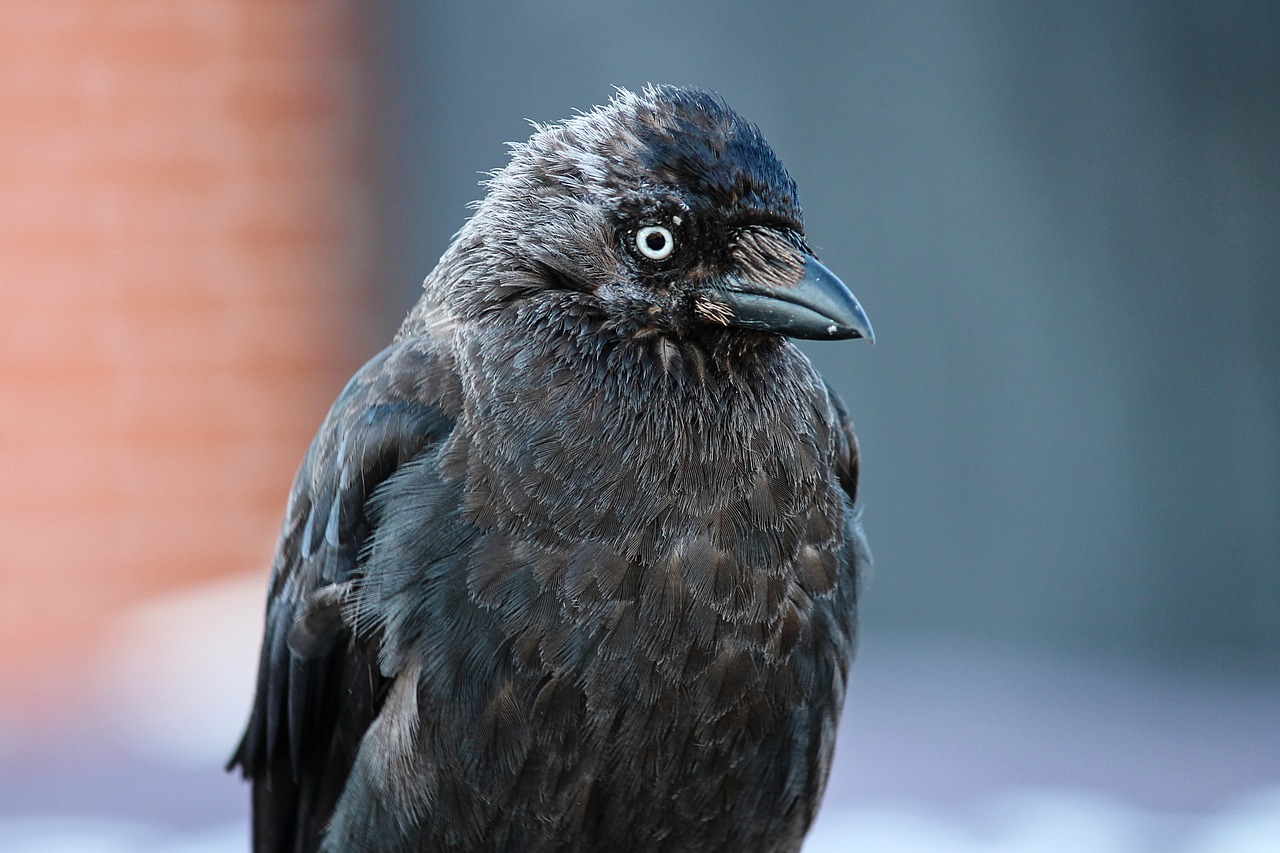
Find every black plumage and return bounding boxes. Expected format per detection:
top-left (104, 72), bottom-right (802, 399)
top-left (230, 85), bottom-right (873, 853)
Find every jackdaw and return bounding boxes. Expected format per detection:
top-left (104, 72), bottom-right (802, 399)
top-left (231, 84), bottom-right (874, 853)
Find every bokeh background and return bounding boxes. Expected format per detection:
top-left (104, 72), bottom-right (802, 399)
top-left (2, 2), bottom-right (1277, 851)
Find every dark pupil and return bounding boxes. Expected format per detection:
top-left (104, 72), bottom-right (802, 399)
top-left (645, 231), bottom-right (667, 251)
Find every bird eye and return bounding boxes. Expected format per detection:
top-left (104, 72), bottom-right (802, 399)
top-left (635, 225), bottom-right (675, 260)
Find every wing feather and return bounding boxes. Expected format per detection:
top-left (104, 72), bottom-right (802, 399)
top-left (230, 339), bottom-right (459, 853)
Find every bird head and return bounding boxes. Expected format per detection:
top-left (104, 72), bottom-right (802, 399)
top-left (439, 85), bottom-right (873, 345)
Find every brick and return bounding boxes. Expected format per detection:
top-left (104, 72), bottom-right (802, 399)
top-left (0, 0), bottom-right (374, 704)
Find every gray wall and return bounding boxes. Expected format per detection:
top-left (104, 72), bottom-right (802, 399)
top-left (365, 1), bottom-right (1279, 666)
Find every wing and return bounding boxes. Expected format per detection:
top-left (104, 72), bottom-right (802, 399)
top-left (230, 338), bottom-right (460, 853)
top-left (824, 377), bottom-right (871, 641)
top-left (823, 379), bottom-right (861, 507)
top-left (819, 376), bottom-right (870, 660)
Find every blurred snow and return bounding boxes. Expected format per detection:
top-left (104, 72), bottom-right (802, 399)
top-left (1184, 789), bottom-right (1280, 853)
top-left (803, 788), bottom-right (1280, 853)
top-left (2, 579), bottom-right (1278, 852)
top-left (1, 819), bottom-right (243, 853)
top-left (94, 574), bottom-right (264, 766)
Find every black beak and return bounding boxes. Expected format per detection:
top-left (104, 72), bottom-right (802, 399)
top-left (717, 255), bottom-right (874, 342)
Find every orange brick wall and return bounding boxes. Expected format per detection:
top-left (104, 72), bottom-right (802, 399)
top-left (0, 1), bottom-right (376, 702)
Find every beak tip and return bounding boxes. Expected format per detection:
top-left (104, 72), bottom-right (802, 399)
top-left (831, 309), bottom-right (874, 344)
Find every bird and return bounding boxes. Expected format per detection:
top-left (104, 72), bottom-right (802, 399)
top-left (230, 84), bottom-right (873, 853)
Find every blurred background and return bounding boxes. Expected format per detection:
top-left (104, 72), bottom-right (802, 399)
top-left (2, 1), bottom-right (1277, 851)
